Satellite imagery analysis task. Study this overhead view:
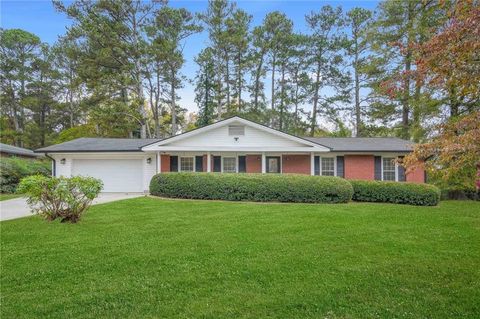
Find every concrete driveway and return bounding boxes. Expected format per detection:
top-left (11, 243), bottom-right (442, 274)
top-left (0, 193), bottom-right (144, 221)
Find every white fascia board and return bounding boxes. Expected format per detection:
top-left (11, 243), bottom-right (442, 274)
top-left (141, 116), bottom-right (331, 152)
top-left (151, 146), bottom-right (330, 152)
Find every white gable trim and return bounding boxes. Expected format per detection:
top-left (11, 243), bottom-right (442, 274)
top-left (142, 116), bottom-right (331, 152)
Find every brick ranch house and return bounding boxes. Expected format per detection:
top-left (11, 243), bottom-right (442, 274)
top-left (36, 116), bottom-right (425, 193)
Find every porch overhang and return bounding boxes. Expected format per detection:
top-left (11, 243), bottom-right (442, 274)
top-left (144, 146), bottom-right (329, 153)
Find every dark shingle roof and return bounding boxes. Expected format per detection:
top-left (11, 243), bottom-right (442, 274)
top-left (34, 135), bottom-right (414, 153)
top-left (303, 137), bottom-right (414, 152)
top-left (35, 138), bottom-right (161, 153)
top-left (0, 143), bottom-right (40, 157)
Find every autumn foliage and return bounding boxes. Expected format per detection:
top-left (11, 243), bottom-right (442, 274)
top-left (416, 0), bottom-right (480, 108)
top-left (404, 111), bottom-right (480, 190)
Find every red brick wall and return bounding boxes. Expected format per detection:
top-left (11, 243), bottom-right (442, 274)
top-left (246, 155), bottom-right (261, 173)
top-left (344, 155), bottom-right (375, 180)
top-left (160, 155), bottom-right (170, 173)
top-left (406, 166), bottom-right (425, 183)
top-left (282, 155), bottom-right (310, 175)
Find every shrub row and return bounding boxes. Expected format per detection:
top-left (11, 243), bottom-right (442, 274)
top-left (0, 157), bottom-right (51, 193)
top-left (150, 173), bottom-right (353, 204)
top-left (150, 173), bottom-right (441, 206)
top-left (350, 180), bottom-right (441, 206)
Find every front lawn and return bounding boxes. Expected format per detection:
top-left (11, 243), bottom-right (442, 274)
top-left (0, 193), bottom-right (22, 201)
top-left (1, 198), bottom-right (479, 318)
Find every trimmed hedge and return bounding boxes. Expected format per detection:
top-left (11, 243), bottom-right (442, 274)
top-left (150, 173), bottom-right (353, 203)
top-left (350, 180), bottom-right (441, 206)
top-left (0, 157), bottom-right (51, 193)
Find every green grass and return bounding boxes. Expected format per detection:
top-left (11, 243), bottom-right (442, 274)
top-left (1, 198), bottom-right (479, 318)
top-left (0, 193), bottom-right (22, 201)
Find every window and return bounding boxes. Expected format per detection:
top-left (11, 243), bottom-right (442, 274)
top-left (180, 157), bottom-right (194, 172)
top-left (321, 157), bottom-right (335, 176)
top-left (228, 125), bottom-right (245, 136)
top-left (266, 157), bottom-right (281, 173)
top-left (223, 157), bottom-right (237, 173)
top-left (382, 157), bottom-right (396, 181)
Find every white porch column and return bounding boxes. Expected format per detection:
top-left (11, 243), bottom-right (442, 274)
top-left (261, 152), bottom-right (266, 173)
top-left (207, 152), bottom-right (211, 172)
top-left (157, 152), bottom-right (161, 174)
top-left (310, 152), bottom-right (315, 176)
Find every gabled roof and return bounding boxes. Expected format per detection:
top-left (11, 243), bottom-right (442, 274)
top-left (0, 143), bottom-right (40, 157)
top-left (142, 116), bottom-right (329, 150)
top-left (34, 118), bottom-right (416, 153)
top-left (303, 137), bottom-right (414, 152)
top-left (35, 138), bottom-right (161, 153)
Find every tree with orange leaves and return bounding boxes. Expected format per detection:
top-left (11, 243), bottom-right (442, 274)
top-left (404, 111), bottom-right (480, 191)
top-left (415, 0), bottom-right (480, 118)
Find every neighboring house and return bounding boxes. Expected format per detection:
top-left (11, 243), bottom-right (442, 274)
top-left (35, 116), bottom-right (425, 193)
top-left (0, 143), bottom-right (41, 159)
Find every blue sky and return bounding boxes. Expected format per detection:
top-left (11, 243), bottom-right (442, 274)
top-left (1, 0), bottom-right (379, 115)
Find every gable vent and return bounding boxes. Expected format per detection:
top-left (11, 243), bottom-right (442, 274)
top-left (228, 125), bottom-right (245, 136)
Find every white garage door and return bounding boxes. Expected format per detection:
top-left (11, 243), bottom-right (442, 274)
top-left (72, 159), bottom-right (143, 192)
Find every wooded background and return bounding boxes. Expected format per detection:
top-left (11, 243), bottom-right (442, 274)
top-left (1, 0), bottom-right (478, 151)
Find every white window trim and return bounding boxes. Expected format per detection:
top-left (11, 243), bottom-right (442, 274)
top-left (381, 156), bottom-right (398, 181)
top-left (319, 156), bottom-right (337, 176)
top-left (221, 156), bottom-right (238, 173)
top-left (179, 156), bottom-right (195, 172)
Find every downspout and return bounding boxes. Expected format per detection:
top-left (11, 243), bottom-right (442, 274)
top-left (44, 153), bottom-right (56, 177)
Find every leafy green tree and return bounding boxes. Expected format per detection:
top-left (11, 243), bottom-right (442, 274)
top-left (346, 7), bottom-right (372, 137)
top-left (195, 47), bottom-right (217, 127)
top-left (0, 28), bottom-right (41, 146)
top-left (146, 7), bottom-right (201, 136)
top-left (201, 0), bottom-right (236, 119)
top-left (367, 0), bottom-right (448, 140)
top-left (54, 0), bottom-right (167, 138)
top-left (225, 9), bottom-right (251, 112)
top-left (305, 6), bottom-right (350, 136)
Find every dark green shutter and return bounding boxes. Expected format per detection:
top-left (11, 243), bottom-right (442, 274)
top-left (314, 156), bottom-right (320, 175)
top-left (374, 156), bottom-right (382, 180)
top-left (397, 156), bottom-right (406, 181)
top-left (195, 156), bottom-right (203, 172)
top-left (170, 156), bottom-right (178, 172)
top-left (213, 156), bottom-right (221, 172)
top-left (238, 156), bottom-right (246, 173)
top-left (336, 156), bottom-right (344, 178)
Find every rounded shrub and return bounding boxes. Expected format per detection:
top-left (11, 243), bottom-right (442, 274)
top-left (150, 173), bottom-right (353, 204)
top-left (350, 180), bottom-right (441, 206)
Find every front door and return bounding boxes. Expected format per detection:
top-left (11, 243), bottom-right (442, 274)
top-left (266, 156), bottom-right (281, 173)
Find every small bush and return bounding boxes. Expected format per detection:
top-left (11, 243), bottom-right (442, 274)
top-left (0, 157), bottom-right (51, 193)
top-left (150, 173), bottom-right (353, 204)
top-left (440, 187), bottom-right (479, 201)
top-left (350, 180), bottom-right (441, 206)
top-left (17, 175), bottom-right (103, 223)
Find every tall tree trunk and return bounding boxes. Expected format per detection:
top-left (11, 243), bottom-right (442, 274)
top-left (412, 82), bottom-right (421, 142)
top-left (310, 62), bottom-right (321, 136)
top-left (225, 54), bottom-right (230, 111)
top-left (354, 33), bottom-right (361, 137)
top-left (401, 1), bottom-right (414, 140)
top-left (270, 53), bottom-right (276, 111)
top-left (132, 12), bottom-right (147, 139)
top-left (237, 52), bottom-right (242, 111)
top-left (253, 52), bottom-right (265, 112)
top-left (279, 64), bottom-right (285, 131)
top-left (171, 69), bottom-right (177, 136)
top-left (293, 69), bottom-right (300, 134)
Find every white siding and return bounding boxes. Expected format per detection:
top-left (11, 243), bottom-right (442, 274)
top-left (168, 122), bottom-right (305, 148)
top-left (143, 154), bottom-right (157, 191)
top-left (51, 153), bottom-right (155, 192)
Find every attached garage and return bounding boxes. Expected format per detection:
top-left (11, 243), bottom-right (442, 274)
top-left (72, 159), bottom-right (144, 193)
